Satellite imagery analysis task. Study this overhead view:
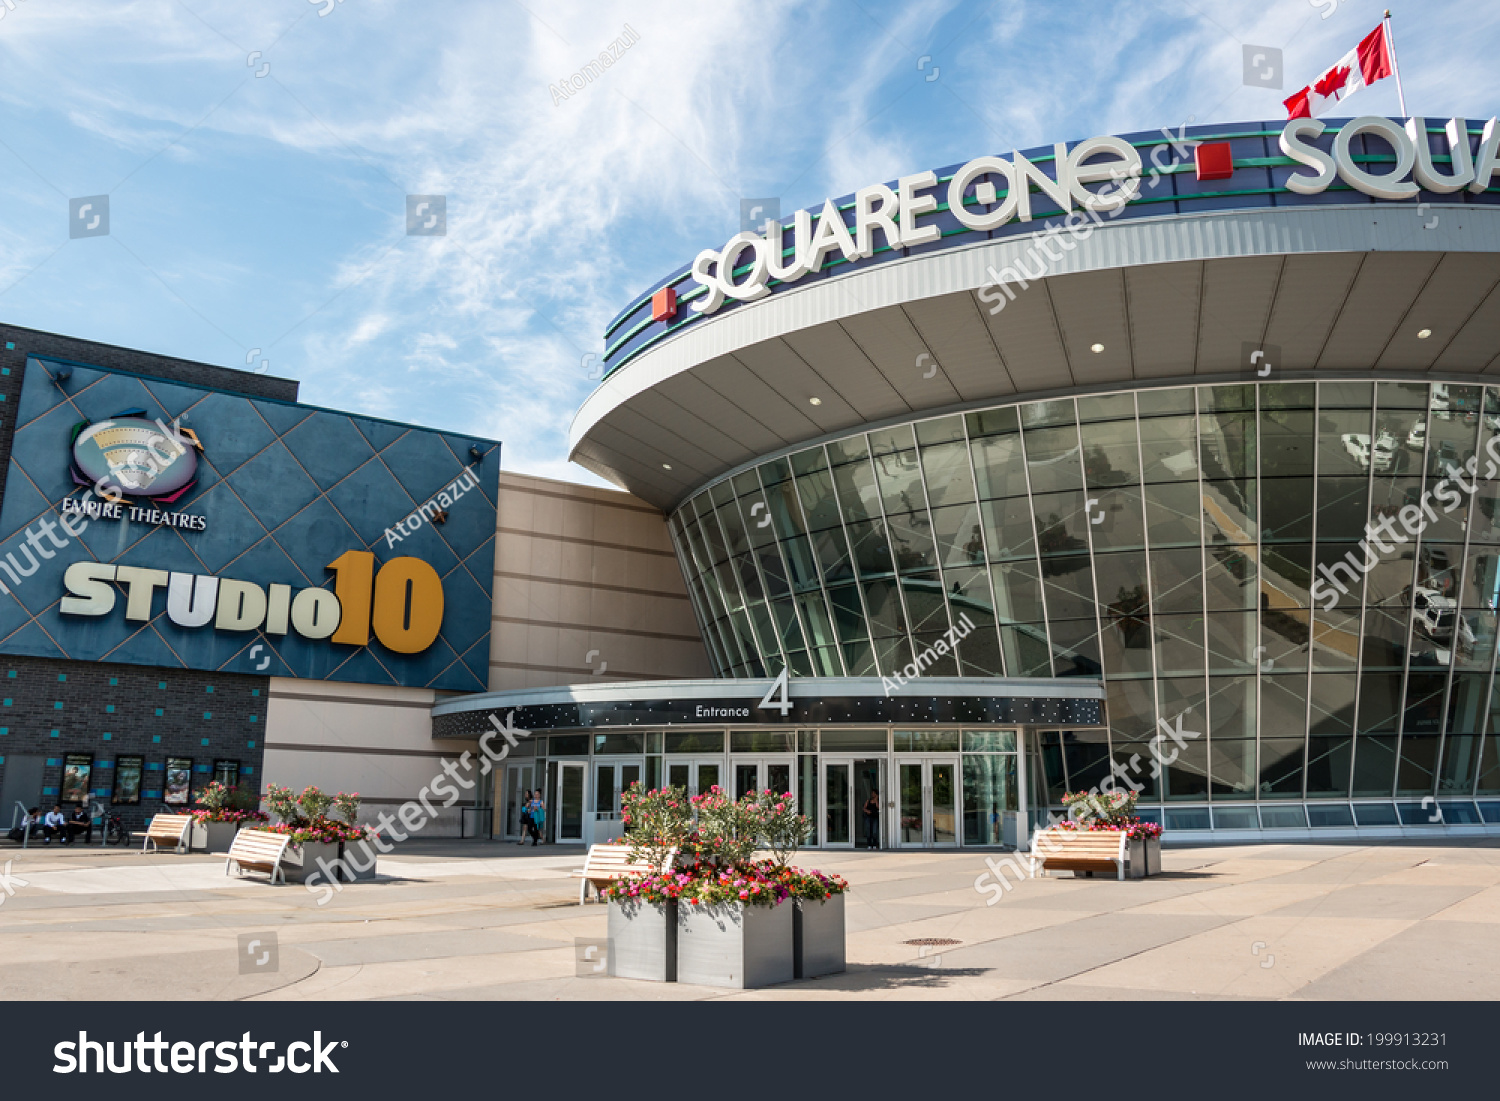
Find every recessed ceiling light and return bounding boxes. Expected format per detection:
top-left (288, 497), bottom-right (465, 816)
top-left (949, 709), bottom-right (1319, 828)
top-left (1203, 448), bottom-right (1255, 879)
top-left (808, 397), bottom-right (822, 406)
top-left (661, 463), bottom-right (672, 470)
top-left (1090, 343), bottom-right (1105, 353)
top-left (1417, 328), bottom-right (1432, 339)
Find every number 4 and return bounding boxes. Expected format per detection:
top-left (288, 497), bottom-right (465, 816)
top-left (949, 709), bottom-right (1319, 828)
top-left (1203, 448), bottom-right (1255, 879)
top-left (758, 666), bottom-right (792, 716)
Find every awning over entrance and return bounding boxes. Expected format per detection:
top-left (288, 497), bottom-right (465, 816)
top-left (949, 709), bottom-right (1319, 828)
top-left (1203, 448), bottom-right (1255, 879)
top-left (430, 676), bottom-right (1104, 738)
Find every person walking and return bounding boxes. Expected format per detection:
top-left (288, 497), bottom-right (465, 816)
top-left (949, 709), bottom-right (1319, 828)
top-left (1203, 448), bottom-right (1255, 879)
top-left (529, 791), bottom-right (546, 846)
top-left (516, 789), bottom-right (534, 845)
top-left (863, 789), bottom-right (881, 850)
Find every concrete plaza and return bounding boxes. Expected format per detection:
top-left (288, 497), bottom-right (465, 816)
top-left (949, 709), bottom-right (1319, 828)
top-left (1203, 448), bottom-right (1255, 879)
top-left (0, 838), bottom-right (1495, 1001)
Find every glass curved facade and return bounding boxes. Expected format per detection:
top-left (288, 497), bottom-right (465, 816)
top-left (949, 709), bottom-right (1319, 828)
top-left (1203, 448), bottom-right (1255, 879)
top-left (668, 379), bottom-right (1500, 822)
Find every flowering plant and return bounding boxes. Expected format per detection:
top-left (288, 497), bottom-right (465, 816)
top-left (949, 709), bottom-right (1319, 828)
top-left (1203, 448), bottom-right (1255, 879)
top-left (261, 784), bottom-right (367, 840)
top-left (602, 859), bottom-right (848, 910)
top-left (1059, 790), bottom-right (1161, 841)
top-left (192, 783), bottom-right (269, 822)
top-left (620, 783), bottom-right (694, 869)
top-left (261, 820), bottom-right (368, 844)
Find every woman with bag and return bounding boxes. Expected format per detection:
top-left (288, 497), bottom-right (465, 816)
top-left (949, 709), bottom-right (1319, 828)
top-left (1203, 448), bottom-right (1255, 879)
top-left (516, 789), bottom-right (534, 845)
top-left (529, 792), bottom-right (546, 846)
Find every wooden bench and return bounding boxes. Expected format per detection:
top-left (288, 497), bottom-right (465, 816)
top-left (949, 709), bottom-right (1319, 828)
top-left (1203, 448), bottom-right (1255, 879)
top-left (225, 829), bottom-right (294, 885)
top-left (570, 843), bottom-right (678, 904)
top-left (1028, 829), bottom-right (1129, 880)
top-left (140, 813), bottom-right (193, 854)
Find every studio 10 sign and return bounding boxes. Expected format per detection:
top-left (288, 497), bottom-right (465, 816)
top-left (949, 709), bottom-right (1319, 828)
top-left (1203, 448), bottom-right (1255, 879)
top-left (0, 357), bottom-right (498, 691)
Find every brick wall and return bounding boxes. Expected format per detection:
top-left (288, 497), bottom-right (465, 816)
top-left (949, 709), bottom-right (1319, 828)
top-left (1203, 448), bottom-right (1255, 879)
top-left (0, 654), bottom-right (268, 832)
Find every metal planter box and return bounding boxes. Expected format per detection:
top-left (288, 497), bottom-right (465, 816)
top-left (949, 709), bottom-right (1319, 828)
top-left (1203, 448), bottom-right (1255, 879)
top-left (607, 898), bottom-right (677, 982)
top-left (793, 894), bottom-right (846, 979)
top-left (283, 841), bottom-right (343, 884)
top-left (339, 838), bottom-right (380, 881)
top-left (190, 820), bottom-right (240, 853)
top-left (677, 901), bottom-right (794, 989)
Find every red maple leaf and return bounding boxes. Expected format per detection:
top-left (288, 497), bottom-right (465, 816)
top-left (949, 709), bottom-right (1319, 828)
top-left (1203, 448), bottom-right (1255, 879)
top-left (1313, 64), bottom-right (1351, 100)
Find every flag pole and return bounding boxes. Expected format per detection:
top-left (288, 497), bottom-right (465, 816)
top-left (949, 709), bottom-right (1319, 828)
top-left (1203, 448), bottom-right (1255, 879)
top-left (1384, 9), bottom-right (1409, 118)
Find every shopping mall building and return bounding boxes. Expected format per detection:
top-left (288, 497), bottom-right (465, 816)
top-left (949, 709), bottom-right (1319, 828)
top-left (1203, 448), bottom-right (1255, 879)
top-left (6, 113), bottom-right (1500, 850)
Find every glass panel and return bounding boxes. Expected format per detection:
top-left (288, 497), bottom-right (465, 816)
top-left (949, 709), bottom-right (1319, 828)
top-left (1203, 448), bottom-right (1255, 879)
top-left (730, 730), bottom-right (795, 752)
top-left (919, 440), bottom-right (974, 509)
top-left (970, 433), bottom-right (1030, 499)
top-left (899, 763), bottom-right (923, 844)
top-left (735, 763), bottom-right (758, 800)
top-left (825, 764), bottom-right (850, 844)
top-left (559, 766), bottom-right (585, 840)
top-left (767, 762), bottom-right (791, 798)
top-left (1023, 424), bottom-right (1084, 494)
top-left (697, 763), bottom-right (720, 794)
top-left (1139, 416), bottom-right (1199, 482)
top-left (962, 729), bottom-right (1017, 752)
top-left (1082, 418), bottom-right (1141, 485)
top-left (594, 732), bottom-right (645, 755)
top-left (893, 730), bottom-right (961, 752)
top-left (595, 765), bottom-right (617, 814)
top-left (820, 729), bottom-right (890, 752)
top-left (980, 497), bottom-right (1038, 561)
top-left (1144, 481), bottom-right (1201, 546)
top-left (669, 762), bottom-right (690, 789)
top-left (1351, 734), bottom-right (1398, 796)
top-left (963, 755), bottom-right (1014, 845)
top-left (932, 762), bottom-right (957, 844)
top-left (799, 755), bottom-right (818, 832)
top-left (547, 734), bottom-right (589, 756)
top-left (664, 731), bottom-right (726, 753)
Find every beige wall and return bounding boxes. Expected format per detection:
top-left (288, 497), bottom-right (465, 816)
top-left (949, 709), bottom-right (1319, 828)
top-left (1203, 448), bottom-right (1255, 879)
top-left (490, 470), bottom-right (710, 689)
top-left (258, 469), bottom-right (709, 836)
top-left (261, 679), bottom-right (485, 835)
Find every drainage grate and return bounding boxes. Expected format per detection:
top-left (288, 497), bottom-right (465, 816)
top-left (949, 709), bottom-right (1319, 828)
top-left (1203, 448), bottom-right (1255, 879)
top-left (903, 937), bottom-right (961, 946)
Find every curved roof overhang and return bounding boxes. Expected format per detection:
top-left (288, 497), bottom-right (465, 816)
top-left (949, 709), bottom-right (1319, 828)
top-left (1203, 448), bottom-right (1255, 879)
top-left (572, 119), bottom-right (1500, 510)
top-left (430, 675), bottom-right (1106, 737)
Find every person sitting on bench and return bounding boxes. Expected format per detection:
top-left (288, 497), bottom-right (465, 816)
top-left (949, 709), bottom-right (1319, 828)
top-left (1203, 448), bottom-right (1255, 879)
top-left (43, 805), bottom-right (67, 844)
top-left (65, 804), bottom-right (91, 845)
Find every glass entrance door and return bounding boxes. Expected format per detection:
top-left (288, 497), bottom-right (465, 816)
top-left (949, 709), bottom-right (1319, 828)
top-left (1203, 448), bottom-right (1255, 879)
top-left (556, 761), bottom-right (586, 843)
top-left (897, 758), bottom-right (959, 847)
top-left (821, 760), bottom-right (853, 847)
top-left (666, 759), bottom-right (722, 796)
top-left (595, 759), bottom-right (641, 841)
top-left (733, 758), bottom-right (795, 800)
top-left (503, 763), bottom-right (535, 841)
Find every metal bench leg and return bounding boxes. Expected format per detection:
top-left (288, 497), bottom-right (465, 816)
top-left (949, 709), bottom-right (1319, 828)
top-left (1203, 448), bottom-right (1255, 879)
top-left (580, 878), bottom-right (588, 905)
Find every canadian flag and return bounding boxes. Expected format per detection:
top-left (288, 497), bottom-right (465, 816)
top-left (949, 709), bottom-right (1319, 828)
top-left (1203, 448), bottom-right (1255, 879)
top-left (1284, 22), bottom-right (1396, 119)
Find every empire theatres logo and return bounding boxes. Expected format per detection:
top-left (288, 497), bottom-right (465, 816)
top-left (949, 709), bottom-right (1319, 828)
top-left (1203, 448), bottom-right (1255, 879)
top-left (65, 411), bottom-right (207, 530)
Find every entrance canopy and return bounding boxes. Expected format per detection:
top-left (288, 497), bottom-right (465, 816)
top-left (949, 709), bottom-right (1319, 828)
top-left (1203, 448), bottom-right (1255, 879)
top-left (430, 675), bottom-right (1104, 738)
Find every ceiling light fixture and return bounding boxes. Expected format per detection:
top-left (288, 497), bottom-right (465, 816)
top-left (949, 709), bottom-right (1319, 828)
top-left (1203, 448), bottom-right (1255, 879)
top-left (808, 397), bottom-right (822, 406)
top-left (1416, 328), bottom-right (1432, 339)
top-left (1090, 343), bottom-right (1105, 353)
top-left (662, 463), bottom-right (672, 470)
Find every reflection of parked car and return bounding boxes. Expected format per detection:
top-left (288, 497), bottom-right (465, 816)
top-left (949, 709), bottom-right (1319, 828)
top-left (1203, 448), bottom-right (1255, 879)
top-left (1414, 586), bottom-right (1475, 650)
top-left (1341, 433), bottom-right (1371, 469)
top-left (1372, 432), bottom-right (1399, 473)
top-left (1407, 420), bottom-right (1426, 450)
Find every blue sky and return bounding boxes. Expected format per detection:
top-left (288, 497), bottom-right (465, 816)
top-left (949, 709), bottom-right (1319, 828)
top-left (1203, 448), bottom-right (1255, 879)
top-left (1, 0), bottom-right (1495, 487)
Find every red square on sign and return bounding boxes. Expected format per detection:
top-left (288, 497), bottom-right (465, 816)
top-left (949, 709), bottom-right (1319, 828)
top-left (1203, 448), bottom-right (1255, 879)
top-left (651, 286), bottom-right (677, 322)
top-left (1195, 141), bottom-right (1234, 182)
